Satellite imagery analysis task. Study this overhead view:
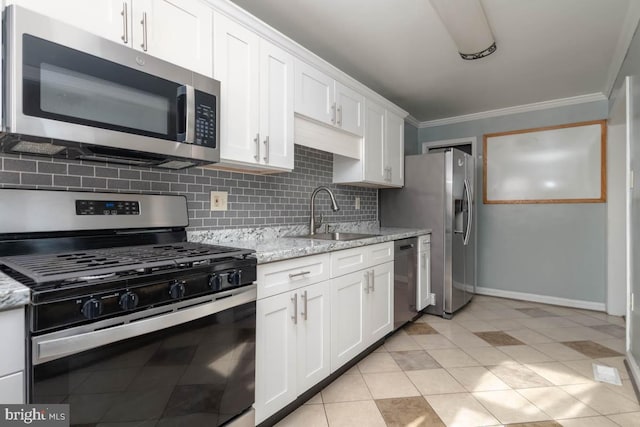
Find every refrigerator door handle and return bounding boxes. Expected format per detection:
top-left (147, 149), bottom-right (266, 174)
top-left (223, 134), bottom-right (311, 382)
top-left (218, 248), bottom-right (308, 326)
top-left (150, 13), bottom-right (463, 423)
top-left (463, 178), bottom-right (472, 246)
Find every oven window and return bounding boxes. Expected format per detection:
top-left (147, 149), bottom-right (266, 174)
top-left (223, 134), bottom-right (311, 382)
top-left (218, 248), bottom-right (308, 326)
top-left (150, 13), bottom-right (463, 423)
top-left (22, 34), bottom-right (179, 141)
top-left (32, 302), bottom-right (255, 426)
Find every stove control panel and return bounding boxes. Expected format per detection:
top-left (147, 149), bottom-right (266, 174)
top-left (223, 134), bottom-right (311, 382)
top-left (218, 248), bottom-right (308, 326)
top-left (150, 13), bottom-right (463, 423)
top-left (76, 200), bottom-right (140, 215)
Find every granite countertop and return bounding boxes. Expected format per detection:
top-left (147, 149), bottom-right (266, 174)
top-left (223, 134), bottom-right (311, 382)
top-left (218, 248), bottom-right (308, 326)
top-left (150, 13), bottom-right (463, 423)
top-left (199, 227), bottom-right (431, 264)
top-left (0, 270), bottom-right (30, 311)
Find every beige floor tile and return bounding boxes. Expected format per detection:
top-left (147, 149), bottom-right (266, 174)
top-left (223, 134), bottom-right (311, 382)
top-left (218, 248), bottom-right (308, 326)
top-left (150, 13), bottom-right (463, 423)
top-left (517, 317), bottom-right (582, 330)
top-left (473, 389), bottom-right (550, 424)
top-left (485, 318), bottom-right (526, 330)
top-left (405, 368), bottom-right (467, 395)
top-left (517, 386), bottom-right (598, 419)
top-left (505, 329), bottom-right (556, 345)
top-left (383, 333), bottom-right (422, 352)
top-left (558, 416), bottom-right (619, 426)
top-left (362, 372), bottom-right (420, 399)
top-left (525, 362), bottom-right (592, 386)
top-left (537, 327), bottom-right (615, 342)
top-left (375, 396), bottom-right (446, 427)
top-left (357, 352), bottom-right (402, 373)
top-left (412, 333), bottom-right (459, 350)
top-left (425, 392), bottom-right (500, 427)
top-left (473, 308), bottom-right (534, 320)
top-left (607, 411), bottom-right (640, 426)
top-left (321, 373), bottom-right (372, 403)
top-left (602, 380), bottom-right (639, 403)
top-left (475, 331), bottom-right (525, 346)
top-left (561, 383), bottom-right (640, 415)
top-left (532, 343), bottom-right (591, 361)
top-left (305, 393), bottom-right (323, 405)
top-left (592, 338), bottom-right (626, 353)
top-left (427, 348), bottom-right (482, 368)
top-left (455, 319), bottom-right (500, 332)
top-left (429, 322), bottom-right (470, 337)
top-left (464, 346), bottom-right (515, 366)
top-left (489, 363), bottom-right (554, 389)
top-left (324, 400), bottom-right (386, 427)
top-left (498, 345), bottom-right (554, 364)
top-left (446, 331), bottom-right (494, 348)
top-left (564, 315), bottom-right (610, 327)
top-left (276, 404), bottom-right (328, 427)
top-left (446, 366), bottom-right (511, 392)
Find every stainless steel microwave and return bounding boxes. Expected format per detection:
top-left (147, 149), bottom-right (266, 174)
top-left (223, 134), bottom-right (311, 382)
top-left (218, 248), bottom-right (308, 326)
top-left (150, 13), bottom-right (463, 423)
top-left (0, 5), bottom-right (220, 169)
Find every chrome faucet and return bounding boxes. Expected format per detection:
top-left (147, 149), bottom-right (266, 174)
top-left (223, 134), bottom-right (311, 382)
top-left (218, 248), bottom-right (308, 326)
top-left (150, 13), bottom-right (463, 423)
top-left (309, 186), bottom-right (340, 235)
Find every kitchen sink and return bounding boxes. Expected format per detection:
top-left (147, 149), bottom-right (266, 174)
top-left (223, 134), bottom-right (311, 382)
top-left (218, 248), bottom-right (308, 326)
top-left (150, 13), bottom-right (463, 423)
top-left (290, 232), bottom-right (380, 241)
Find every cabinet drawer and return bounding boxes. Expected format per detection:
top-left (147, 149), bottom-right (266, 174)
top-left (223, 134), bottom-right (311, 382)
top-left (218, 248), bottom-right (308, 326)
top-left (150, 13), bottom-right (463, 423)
top-left (418, 234), bottom-right (431, 248)
top-left (367, 242), bottom-right (394, 265)
top-left (0, 308), bottom-right (25, 376)
top-left (258, 253), bottom-right (331, 299)
top-left (0, 371), bottom-right (24, 404)
top-left (330, 246), bottom-right (367, 278)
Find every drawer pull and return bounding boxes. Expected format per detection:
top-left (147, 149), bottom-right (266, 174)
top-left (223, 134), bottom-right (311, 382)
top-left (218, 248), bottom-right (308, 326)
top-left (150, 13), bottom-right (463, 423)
top-left (289, 270), bottom-right (311, 278)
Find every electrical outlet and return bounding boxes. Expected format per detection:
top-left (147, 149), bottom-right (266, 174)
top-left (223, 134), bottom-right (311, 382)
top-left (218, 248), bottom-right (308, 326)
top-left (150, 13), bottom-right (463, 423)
top-left (355, 196), bottom-right (360, 210)
top-left (210, 191), bottom-right (228, 211)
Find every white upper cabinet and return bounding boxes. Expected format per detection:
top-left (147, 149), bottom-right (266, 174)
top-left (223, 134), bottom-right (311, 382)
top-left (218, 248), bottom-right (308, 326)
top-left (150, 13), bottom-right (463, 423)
top-left (213, 12), bottom-right (293, 172)
top-left (294, 59), bottom-right (364, 137)
top-left (132, 0), bottom-right (213, 76)
top-left (10, 0), bottom-right (213, 76)
top-left (364, 99), bottom-right (386, 184)
top-left (385, 110), bottom-right (405, 186)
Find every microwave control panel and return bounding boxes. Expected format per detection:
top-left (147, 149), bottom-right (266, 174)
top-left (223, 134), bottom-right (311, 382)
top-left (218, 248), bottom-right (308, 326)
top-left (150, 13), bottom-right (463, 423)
top-left (76, 200), bottom-right (140, 215)
top-left (194, 92), bottom-right (216, 148)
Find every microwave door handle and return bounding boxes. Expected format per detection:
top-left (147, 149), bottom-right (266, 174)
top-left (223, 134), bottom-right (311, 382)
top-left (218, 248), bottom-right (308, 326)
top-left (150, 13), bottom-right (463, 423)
top-left (177, 85), bottom-right (196, 143)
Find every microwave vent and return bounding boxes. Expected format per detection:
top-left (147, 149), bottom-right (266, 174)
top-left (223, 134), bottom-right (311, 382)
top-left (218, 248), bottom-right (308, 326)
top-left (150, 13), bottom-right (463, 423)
top-left (11, 140), bottom-right (66, 155)
top-left (157, 160), bottom-right (196, 169)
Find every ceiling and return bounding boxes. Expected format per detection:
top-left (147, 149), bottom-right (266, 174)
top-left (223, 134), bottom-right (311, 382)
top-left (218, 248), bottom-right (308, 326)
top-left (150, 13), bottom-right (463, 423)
top-left (229, 0), bottom-right (637, 123)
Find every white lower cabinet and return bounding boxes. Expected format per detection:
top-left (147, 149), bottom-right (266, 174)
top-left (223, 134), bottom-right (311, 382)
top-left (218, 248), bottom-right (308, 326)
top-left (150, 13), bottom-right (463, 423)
top-left (417, 234), bottom-right (431, 311)
top-left (0, 307), bottom-right (25, 404)
top-left (330, 261), bottom-right (393, 371)
top-left (255, 281), bottom-right (330, 423)
top-left (0, 372), bottom-right (24, 404)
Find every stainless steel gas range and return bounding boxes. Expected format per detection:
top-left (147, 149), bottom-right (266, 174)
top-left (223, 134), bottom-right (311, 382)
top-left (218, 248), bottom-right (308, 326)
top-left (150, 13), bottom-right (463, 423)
top-left (0, 189), bottom-right (256, 426)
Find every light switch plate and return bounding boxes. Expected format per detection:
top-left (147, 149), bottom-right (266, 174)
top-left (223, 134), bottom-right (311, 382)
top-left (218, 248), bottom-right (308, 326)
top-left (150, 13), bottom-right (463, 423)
top-left (210, 191), bottom-right (228, 211)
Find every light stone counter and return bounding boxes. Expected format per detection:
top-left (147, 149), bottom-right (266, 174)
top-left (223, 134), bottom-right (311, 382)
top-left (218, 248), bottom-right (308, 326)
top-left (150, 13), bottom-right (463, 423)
top-left (189, 224), bottom-right (430, 264)
top-left (0, 270), bottom-right (30, 310)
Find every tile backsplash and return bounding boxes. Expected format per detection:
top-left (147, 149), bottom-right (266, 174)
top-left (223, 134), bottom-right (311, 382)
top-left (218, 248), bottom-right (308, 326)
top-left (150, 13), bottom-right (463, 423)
top-left (0, 145), bottom-right (377, 231)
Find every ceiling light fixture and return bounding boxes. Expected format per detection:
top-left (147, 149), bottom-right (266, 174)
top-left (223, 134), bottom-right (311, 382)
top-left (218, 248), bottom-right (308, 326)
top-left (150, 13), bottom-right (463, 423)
top-left (429, 0), bottom-right (497, 60)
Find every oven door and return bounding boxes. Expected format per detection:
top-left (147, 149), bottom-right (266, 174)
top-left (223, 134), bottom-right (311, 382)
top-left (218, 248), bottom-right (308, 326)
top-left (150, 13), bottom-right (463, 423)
top-left (4, 5), bottom-right (219, 164)
top-left (30, 287), bottom-right (256, 427)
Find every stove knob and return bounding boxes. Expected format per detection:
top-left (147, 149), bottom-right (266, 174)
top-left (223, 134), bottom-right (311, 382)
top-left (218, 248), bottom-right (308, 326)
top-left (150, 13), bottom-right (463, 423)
top-left (227, 270), bottom-right (242, 286)
top-left (81, 298), bottom-right (103, 320)
top-left (119, 291), bottom-right (139, 311)
top-left (209, 274), bottom-right (223, 291)
top-left (169, 280), bottom-right (186, 299)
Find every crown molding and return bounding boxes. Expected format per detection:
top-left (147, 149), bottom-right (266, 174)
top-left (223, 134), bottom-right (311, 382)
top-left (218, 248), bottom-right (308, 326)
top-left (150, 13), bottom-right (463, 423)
top-left (604, 0), bottom-right (640, 97)
top-left (203, 0), bottom-right (408, 118)
top-left (416, 93), bottom-right (608, 128)
top-left (404, 115), bottom-right (421, 127)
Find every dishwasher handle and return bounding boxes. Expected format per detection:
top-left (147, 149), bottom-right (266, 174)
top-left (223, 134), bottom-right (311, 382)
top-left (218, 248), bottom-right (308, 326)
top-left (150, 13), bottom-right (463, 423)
top-left (399, 244), bottom-right (415, 251)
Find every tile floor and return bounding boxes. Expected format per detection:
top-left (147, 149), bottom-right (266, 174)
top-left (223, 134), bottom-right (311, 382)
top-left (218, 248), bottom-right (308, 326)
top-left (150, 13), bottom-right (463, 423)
top-left (275, 295), bottom-right (639, 427)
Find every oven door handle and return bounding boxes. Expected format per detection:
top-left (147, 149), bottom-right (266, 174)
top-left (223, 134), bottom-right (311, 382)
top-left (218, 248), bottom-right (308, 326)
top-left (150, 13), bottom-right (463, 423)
top-left (33, 286), bottom-right (256, 365)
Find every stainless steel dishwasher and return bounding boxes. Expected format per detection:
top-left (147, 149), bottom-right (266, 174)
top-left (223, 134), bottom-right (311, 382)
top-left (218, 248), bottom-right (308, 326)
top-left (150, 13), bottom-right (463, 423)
top-left (394, 238), bottom-right (419, 330)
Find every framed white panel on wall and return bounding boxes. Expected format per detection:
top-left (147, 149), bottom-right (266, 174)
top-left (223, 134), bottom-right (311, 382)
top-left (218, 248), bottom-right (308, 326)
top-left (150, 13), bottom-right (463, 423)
top-left (483, 120), bottom-right (606, 204)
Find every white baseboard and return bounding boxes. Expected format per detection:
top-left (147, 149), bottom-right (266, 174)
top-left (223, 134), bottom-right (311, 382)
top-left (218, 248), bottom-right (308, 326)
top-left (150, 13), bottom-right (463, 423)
top-left (475, 286), bottom-right (606, 311)
top-left (626, 351), bottom-right (640, 391)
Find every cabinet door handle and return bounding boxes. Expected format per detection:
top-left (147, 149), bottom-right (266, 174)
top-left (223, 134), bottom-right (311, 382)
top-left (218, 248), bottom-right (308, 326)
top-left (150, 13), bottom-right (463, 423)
top-left (140, 12), bottom-right (148, 51)
top-left (301, 290), bottom-right (308, 321)
top-left (121, 2), bottom-right (129, 44)
top-left (337, 105), bottom-right (343, 127)
top-left (263, 135), bottom-right (270, 163)
top-left (253, 133), bottom-right (260, 161)
top-left (291, 293), bottom-right (298, 324)
top-left (370, 270), bottom-right (375, 292)
top-left (331, 102), bottom-right (336, 125)
top-left (288, 270), bottom-right (310, 278)
top-left (364, 271), bottom-right (370, 293)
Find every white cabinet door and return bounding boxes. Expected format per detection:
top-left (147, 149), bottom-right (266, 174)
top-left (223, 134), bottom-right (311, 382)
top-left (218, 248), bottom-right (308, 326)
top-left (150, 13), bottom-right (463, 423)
top-left (255, 292), bottom-right (297, 423)
top-left (297, 282), bottom-right (331, 392)
top-left (214, 12), bottom-right (261, 165)
top-left (385, 110), bottom-right (405, 187)
top-left (335, 82), bottom-right (364, 137)
top-left (417, 237), bottom-right (431, 311)
top-left (366, 261), bottom-right (394, 344)
top-left (0, 308), bottom-right (24, 376)
top-left (330, 270), bottom-right (366, 371)
top-left (259, 39), bottom-right (294, 170)
top-left (0, 372), bottom-right (24, 404)
top-left (363, 100), bottom-right (386, 184)
top-left (11, 0), bottom-right (130, 45)
top-left (132, 0), bottom-right (213, 76)
top-left (294, 59), bottom-right (335, 127)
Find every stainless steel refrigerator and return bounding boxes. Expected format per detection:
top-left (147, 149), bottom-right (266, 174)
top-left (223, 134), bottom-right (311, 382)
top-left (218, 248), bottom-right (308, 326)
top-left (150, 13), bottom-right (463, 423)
top-left (380, 148), bottom-right (475, 318)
